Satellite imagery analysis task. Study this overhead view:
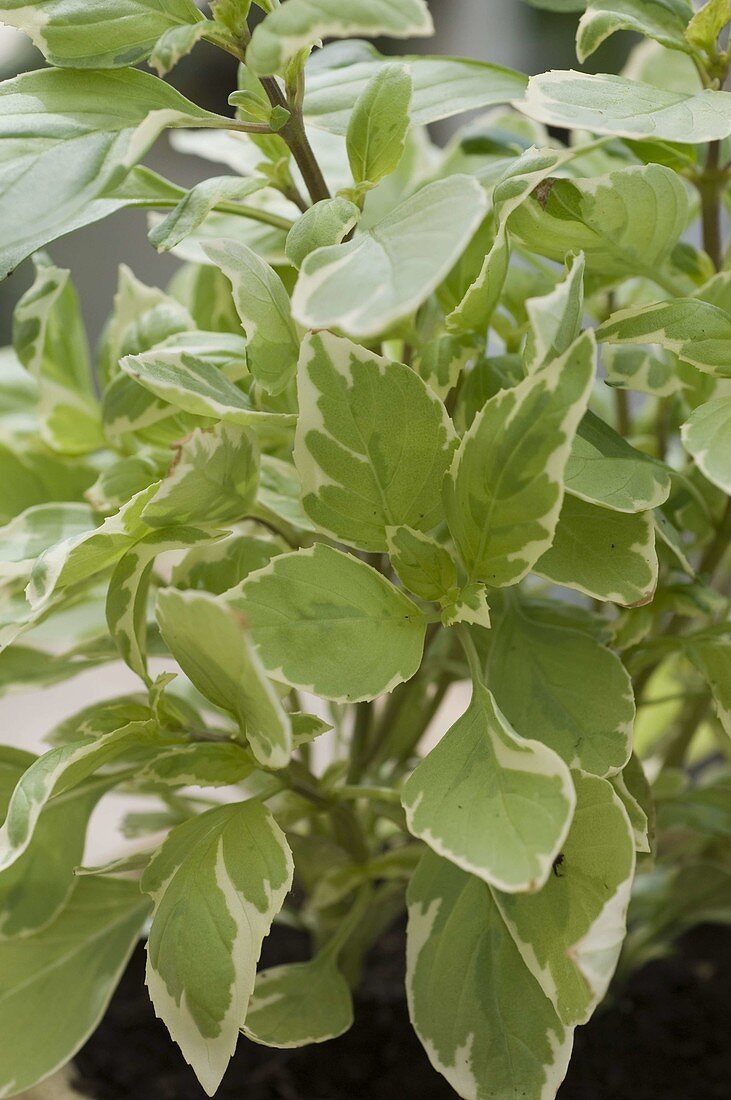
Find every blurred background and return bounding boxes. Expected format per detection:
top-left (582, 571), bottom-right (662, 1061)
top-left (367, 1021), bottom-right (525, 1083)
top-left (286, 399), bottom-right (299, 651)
top-left (0, 0), bottom-right (632, 861)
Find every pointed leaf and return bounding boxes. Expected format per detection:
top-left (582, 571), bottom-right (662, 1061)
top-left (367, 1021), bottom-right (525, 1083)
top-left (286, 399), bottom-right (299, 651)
top-left (386, 526), bottom-right (458, 602)
top-left (346, 63), bottom-right (412, 187)
top-left (681, 396), bottom-right (731, 493)
top-left (566, 411), bottom-right (671, 513)
top-left (402, 682), bottom-right (576, 892)
top-left (576, 0), bottom-right (694, 64)
top-left (525, 253), bottom-right (585, 373)
top-left (156, 587), bottom-right (292, 769)
top-left (444, 331), bottom-right (596, 587)
top-left (285, 197), bottom-right (360, 270)
top-left (295, 332), bottom-right (457, 551)
top-left (142, 802), bottom-right (293, 1095)
top-left (598, 298), bottom-right (731, 378)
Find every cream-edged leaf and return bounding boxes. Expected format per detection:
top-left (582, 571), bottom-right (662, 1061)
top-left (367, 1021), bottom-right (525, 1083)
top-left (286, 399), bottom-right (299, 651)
top-left (681, 396), bottom-right (731, 493)
top-left (228, 545), bottom-right (427, 703)
top-left (566, 411), bottom-right (672, 513)
top-left (291, 175), bottom-right (488, 338)
top-left (443, 331), bottom-right (596, 587)
top-left (598, 298), bottom-right (731, 378)
top-left (156, 587), bottom-right (292, 769)
top-left (141, 802), bottom-right (293, 1095)
top-left (402, 682), bottom-right (576, 893)
top-left (244, 955), bottom-right (353, 1048)
top-left (294, 332), bottom-right (457, 552)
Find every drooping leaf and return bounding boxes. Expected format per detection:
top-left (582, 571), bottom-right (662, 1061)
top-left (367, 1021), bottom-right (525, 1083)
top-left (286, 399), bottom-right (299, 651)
top-left (0, 877), bottom-right (149, 1097)
top-left (566, 411), bottom-right (672, 513)
top-left (520, 70), bottom-right (731, 142)
top-left (106, 527), bottom-right (213, 683)
top-left (685, 638), bottom-right (731, 736)
top-left (406, 851), bottom-right (573, 1100)
top-left (121, 347), bottom-right (295, 428)
top-left (0, 747), bottom-right (101, 938)
top-left (402, 682), bottom-right (575, 892)
top-left (141, 801), bottom-right (293, 1096)
top-left (681, 397), bottom-right (731, 493)
top-left (229, 545), bottom-right (427, 703)
top-left (598, 298), bottom-right (731, 378)
top-left (576, 0), bottom-right (694, 64)
top-left (291, 175), bottom-right (488, 338)
top-left (346, 63), bottom-right (413, 188)
top-left (171, 531), bottom-right (285, 594)
top-left (149, 177), bottom-right (266, 252)
top-left (510, 165), bottom-right (688, 280)
top-left (13, 255), bottom-right (102, 453)
top-left (134, 742), bottom-right (256, 790)
top-left (485, 600), bottom-right (634, 776)
top-left (535, 495), bottom-right (658, 606)
top-left (142, 423), bottom-right (259, 528)
top-left (247, 0), bottom-right (434, 76)
top-left (0, 67), bottom-right (221, 279)
top-left (304, 43), bottom-right (528, 136)
top-left (156, 587), bottom-right (292, 769)
top-left (244, 955), bottom-right (353, 1048)
top-left (0, 721), bottom-right (163, 873)
top-left (0, 0), bottom-right (204, 68)
top-left (443, 331), bottom-right (595, 587)
top-left (202, 239), bottom-right (300, 397)
top-left (294, 332), bottom-right (457, 552)
top-left (493, 770), bottom-right (635, 1026)
top-left (524, 253), bottom-right (585, 374)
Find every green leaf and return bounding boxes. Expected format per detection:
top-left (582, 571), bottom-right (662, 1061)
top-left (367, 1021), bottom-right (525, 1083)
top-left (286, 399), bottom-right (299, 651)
top-left (524, 253), bottom-right (585, 374)
top-left (292, 175), bottom-right (488, 338)
top-left (149, 176), bottom-right (265, 252)
top-left (121, 348), bottom-right (295, 428)
top-left (0, 67), bottom-right (220, 280)
top-left (486, 600), bottom-right (634, 776)
top-left (294, 332), bottom-right (457, 552)
top-left (386, 526), bottom-right (458, 602)
top-left (446, 147), bottom-right (574, 336)
top-left (682, 397), bottom-right (731, 493)
top-left (203, 238), bottom-right (300, 395)
top-left (576, 0), bottom-right (694, 64)
top-left (566, 411), bottom-right (672, 513)
top-left (143, 424), bottom-right (259, 528)
top-left (406, 851), bottom-right (573, 1100)
top-left (440, 582), bottom-right (492, 630)
top-left (86, 453), bottom-right (165, 514)
top-left (535, 495), bottom-right (658, 606)
top-left (685, 0), bottom-right (731, 51)
top-left (247, 0), bottom-right (433, 76)
top-left (443, 331), bottom-right (596, 587)
top-left (0, 436), bottom-right (97, 526)
top-left (520, 70), bottom-right (731, 142)
top-left (150, 20), bottom-right (208, 76)
top-left (493, 770), bottom-right (635, 1026)
top-left (285, 197), bottom-right (360, 270)
top-left (106, 527), bottom-right (213, 683)
top-left (598, 299), bottom-right (731, 378)
top-left (0, 747), bottom-right (101, 938)
top-left (304, 44), bottom-right (528, 136)
top-left (229, 545), bottom-right (427, 703)
top-left (141, 801), bottom-right (293, 1095)
top-left (603, 345), bottom-right (682, 397)
top-left (685, 638), bottom-right (731, 736)
top-left (0, 877), bottom-right (149, 1097)
top-left (346, 63), bottom-right (412, 188)
top-left (412, 333), bottom-right (481, 400)
top-left (156, 587), bottom-right (292, 769)
top-left (244, 955), bottom-right (353, 1047)
top-left (611, 752), bottom-right (653, 853)
top-left (402, 682), bottom-right (575, 892)
top-left (0, 721), bottom-right (161, 873)
top-left (27, 485), bottom-right (159, 610)
top-left (510, 165), bottom-right (688, 279)
top-left (172, 531), bottom-right (285, 594)
top-left (13, 255), bottom-right (102, 453)
top-left (135, 742), bottom-right (256, 789)
top-left (0, 0), bottom-right (204, 68)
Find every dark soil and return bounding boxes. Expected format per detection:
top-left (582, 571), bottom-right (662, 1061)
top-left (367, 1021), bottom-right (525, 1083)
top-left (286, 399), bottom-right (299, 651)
top-left (74, 922), bottom-right (731, 1099)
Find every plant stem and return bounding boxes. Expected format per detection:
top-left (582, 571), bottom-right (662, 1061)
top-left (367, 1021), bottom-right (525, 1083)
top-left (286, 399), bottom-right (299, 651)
top-left (661, 692), bottom-right (710, 770)
top-left (615, 387), bottom-right (631, 437)
top-left (140, 198), bottom-right (294, 232)
top-left (260, 76), bottom-right (331, 204)
top-left (699, 140), bottom-right (723, 271)
top-left (698, 498), bottom-right (731, 578)
top-left (347, 701), bottom-right (374, 783)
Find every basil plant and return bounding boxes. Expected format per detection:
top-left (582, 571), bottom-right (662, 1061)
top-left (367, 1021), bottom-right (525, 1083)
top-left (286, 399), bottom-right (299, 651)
top-left (1, 0), bottom-right (731, 1096)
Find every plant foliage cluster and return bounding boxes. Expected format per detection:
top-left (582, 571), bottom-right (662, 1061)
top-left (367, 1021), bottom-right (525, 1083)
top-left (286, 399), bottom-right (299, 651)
top-left (0, 0), bottom-right (730, 1096)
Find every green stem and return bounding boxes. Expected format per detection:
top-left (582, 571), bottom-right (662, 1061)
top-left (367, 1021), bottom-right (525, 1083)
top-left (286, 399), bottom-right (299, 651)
top-left (457, 624), bottom-right (484, 687)
top-left (661, 692), bottom-right (710, 770)
top-left (347, 701), bottom-right (374, 783)
top-left (699, 140), bottom-right (724, 271)
top-left (138, 197), bottom-right (294, 232)
top-left (260, 76), bottom-right (331, 205)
